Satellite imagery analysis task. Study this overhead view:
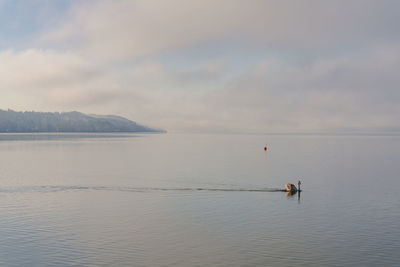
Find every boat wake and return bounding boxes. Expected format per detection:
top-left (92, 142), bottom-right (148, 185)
top-left (0, 185), bottom-right (287, 194)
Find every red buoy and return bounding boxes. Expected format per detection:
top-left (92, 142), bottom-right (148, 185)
top-left (264, 146), bottom-right (267, 151)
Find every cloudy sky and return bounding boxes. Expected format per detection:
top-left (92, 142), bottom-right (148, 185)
top-left (0, 0), bottom-right (399, 133)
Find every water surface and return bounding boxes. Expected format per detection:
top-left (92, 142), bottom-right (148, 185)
top-left (0, 133), bottom-right (399, 266)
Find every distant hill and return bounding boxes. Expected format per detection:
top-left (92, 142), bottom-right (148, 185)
top-left (0, 110), bottom-right (165, 133)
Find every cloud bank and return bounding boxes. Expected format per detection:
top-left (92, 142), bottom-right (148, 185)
top-left (1, 0), bottom-right (399, 133)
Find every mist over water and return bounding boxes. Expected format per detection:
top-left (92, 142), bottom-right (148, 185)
top-left (0, 133), bottom-right (399, 266)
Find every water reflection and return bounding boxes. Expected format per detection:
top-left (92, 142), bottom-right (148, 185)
top-left (0, 133), bottom-right (140, 141)
top-left (285, 190), bottom-right (301, 203)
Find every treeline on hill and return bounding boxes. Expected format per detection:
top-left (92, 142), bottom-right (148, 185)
top-left (0, 110), bottom-right (164, 133)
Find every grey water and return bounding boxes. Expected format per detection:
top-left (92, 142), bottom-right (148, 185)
top-left (0, 133), bottom-right (399, 266)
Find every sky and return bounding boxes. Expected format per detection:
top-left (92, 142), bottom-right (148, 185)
top-left (0, 0), bottom-right (399, 133)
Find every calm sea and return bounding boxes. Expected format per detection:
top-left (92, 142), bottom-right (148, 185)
top-left (0, 133), bottom-right (399, 266)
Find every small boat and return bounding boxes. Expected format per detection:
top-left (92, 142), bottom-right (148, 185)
top-left (285, 180), bottom-right (301, 193)
top-left (285, 183), bottom-right (297, 192)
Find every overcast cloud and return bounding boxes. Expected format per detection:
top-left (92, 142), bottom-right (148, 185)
top-left (0, 0), bottom-right (399, 133)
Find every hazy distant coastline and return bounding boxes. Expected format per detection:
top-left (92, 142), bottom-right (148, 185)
top-left (0, 110), bottom-right (165, 133)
